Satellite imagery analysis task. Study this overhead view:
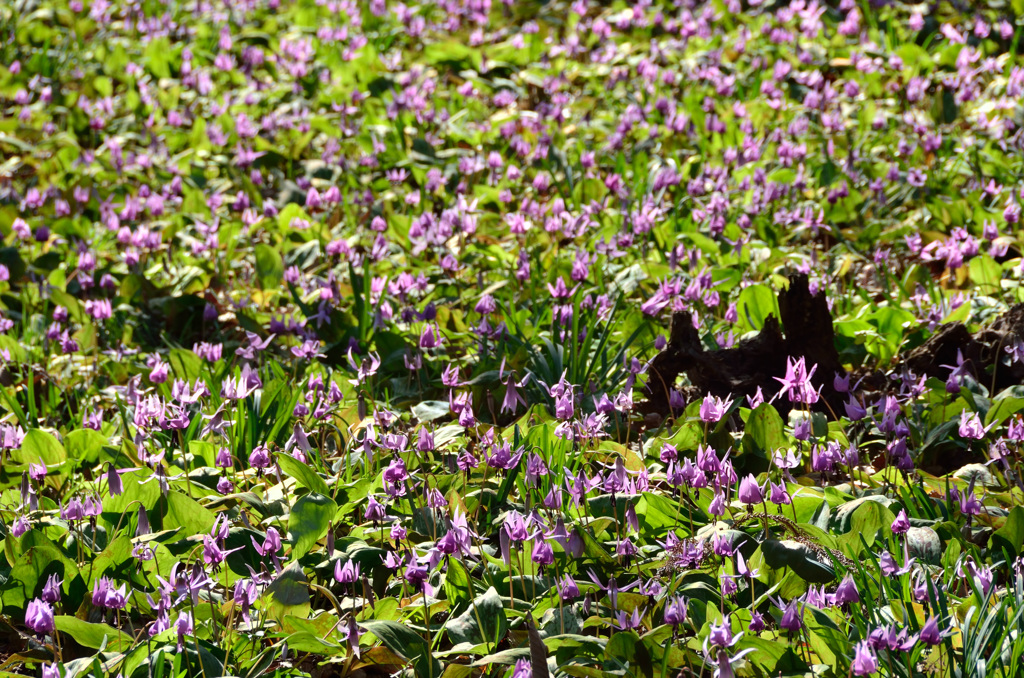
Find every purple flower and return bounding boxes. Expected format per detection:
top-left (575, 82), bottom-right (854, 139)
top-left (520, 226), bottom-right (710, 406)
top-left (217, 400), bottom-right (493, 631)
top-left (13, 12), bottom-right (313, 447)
top-left (11, 516), bottom-right (28, 537)
top-left (531, 538), bottom-right (555, 566)
top-left (334, 559), bottom-right (360, 584)
top-left (919, 616), bottom-right (944, 646)
top-left (793, 417), bottom-right (812, 441)
top-left (664, 596), bottom-right (687, 626)
top-left (501, 374), bottom-right (527, 415)
top-left (234, 331), bottom-right (274, 360)
top-left (248, 445), bottom-right (271, 469)
top-left (554, 390), bottom-right (574, 420)
top-left (713, 648), bottom-right (756, 678)
top-left (773, 356), bottom-right (820, 405)
top-left (844, 395), bottom-right (867, 420)
top-left (699, 394), bottom-right (733, 423)
top-left (344, 617), bottom-right (362, 659)
top-left (956, 477), bottom-right (983, 516)
top-left (879, 547), bottom-right (915, 577)
top-left (963, 560), bottom-right (994, 594)
top-left (833, 575), bottom-right (860, 605)
top-left (708, 490), bottom-right (726, 518)
top-left (779, 598), bottom-right (803, 632)
top-left (41, 574), bottom-right (62, 603)
top-left (891, 509), bottom-right (910, 535)
top-left (614, 607), bottom-right (644, 630)
top-left (615, 537), bottom-right (637, 559)
top-left (525, 453), bottom-right (549, 487)
top-left (959, 412), bottom-right (988, 440)
top-left (768, 481), bottom-right (791, 506)
top-left (707, 619), bottom-right (735, 648)
top-left (107, 463), bottom-right (123, 496)
top-left (499, 359), bottom-right (528, 415)
top-left (696, 445), bottom-right (720, 474)
top-left (746, 387), bottom-right (764, 409)
top-left (404, 559), bottom-right (431, 593)
top-left (29, 463), bottom-right (47, 482)
top-left (92, 576), bottom-right (127, 610)
top-left (203, 535), bottom-right (234, 566)
top-left (364, 496), bottom-right (388, 522)
top-left (25, 599), bottom-right (54, 635)
top-left (175, 611), bottom-right (193, 651)
top-left (737, 474), bottom-right (763, 505)
top-left (558, 575), bottom-right (579, 601)
top-left (1008, 415), bottom-right (1024, 441)
top-left (252, 527), bottom-right (282, 558)
top-left (216, 447), bottom-right (233, 468)
top-left (383, 458), bottom-right (409, 497)
top-left (426, 488), bottom-right (447, 510)
top-left (418, 325), bottom-right (441, 349)
top-left (851, 640), bottom-right (878, 675)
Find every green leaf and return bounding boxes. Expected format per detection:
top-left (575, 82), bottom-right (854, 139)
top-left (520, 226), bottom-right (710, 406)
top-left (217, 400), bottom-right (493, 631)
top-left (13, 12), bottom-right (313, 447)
top-left (164, 491), bottom-right (216, 537)
top-left (143, 37), bottom-right (174, 78)
top-left (266, 562), bottom-right (311, 620)
top-left (412, 400), bottom-right (450, 423)
top-left (804, 607), bottom-right (847, 667)
top-left (742, 404), bottom-right (786, 456)
top-left (605, 630), bottom-right (654, 675)
top-left (14, 429), bottom-right (67, 467)
top-left (969, 255), bottom-right (1002, 296)
top-left (255, 243), bottom-right (284, 290)
top-left (760, 539), bottom-right (836, 584)
top-left (836, 498), bottom-right (895, 556)
top-left (277, 453), bottom-right (330, 496)
top-left (991, 506), bottom-right (1024, 558)
top-left (634, 492), bottom-right (681, 537)
top-left (986, 390), bottom-right (1024, 426)
top-left (361, 619), bottom-right (443, 678)
top-left (444, 557), bottom-right (473, 606)
top-left (168, 348), bottom-right (203, 382)
top-left (189, 441), bottom-right (218, 467)
top-left (646, 422), bottom-right (701, 455)
top-left (88, 534), bottom-right (134, 585)
top-left (737, 636), bottom-right (809, 675)
top-left (809, 498), bottom-right (830, 532)
top-left (102, 469), bottom-right (161, 527)
top-left (577, 527), bottom-right (615, 565)
top-left (281, 631), bottom-right (342, 655)
top-left (445, 587), bottom-right (508, 647)
top-left (1, 539), bottom-right (82, 614)
top-left (735, 284), bottom-right (779, 333)
top-left (422, 41), bottom-right (482, 70)
top-left (54, 616), bottom-right (134, 651)
top-left (275, 204), bottom-right (313, 233)
top-left (64, 429), bottom-right (111, 464)
top-left (469, 648), bottom-right (531, 667)
top-left (0, 336), bottom-right (26, 364)
top-left (834, 496), bottom-right (894, 531)
top-left (288, 492), bottom-right (336, 559)
top-left (864, 307), bottom-right (916, 363)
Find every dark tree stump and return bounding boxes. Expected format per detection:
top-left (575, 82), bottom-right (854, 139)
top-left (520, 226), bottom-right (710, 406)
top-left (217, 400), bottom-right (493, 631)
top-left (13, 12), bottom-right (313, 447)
top-left (640, 274), bottom-right (844, 419)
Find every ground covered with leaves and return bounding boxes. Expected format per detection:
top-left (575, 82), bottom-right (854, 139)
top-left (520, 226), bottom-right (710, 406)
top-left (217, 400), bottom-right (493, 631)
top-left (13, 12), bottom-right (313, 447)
top-left (2, 0), bottom-right (1024, 676)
